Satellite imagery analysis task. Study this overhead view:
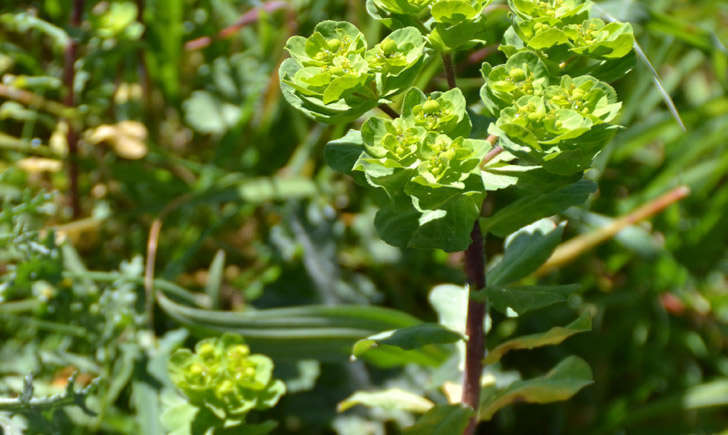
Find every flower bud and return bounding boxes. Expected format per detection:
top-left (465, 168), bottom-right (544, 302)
top-left (509, 67), bottom-right (527, 81)
top-left (326, 38), bottom-right (341, 51)
top-left (381, 38), bottom-right (397, 55)
top-left (422, 99), bottom-right (440, 114)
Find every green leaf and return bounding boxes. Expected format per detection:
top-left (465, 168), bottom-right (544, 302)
top-left (481, 179), bottom-right (596, 237)
top-left (352, 323), bottom-right (464, 358)
top-left (156, 292), bottom-right (432, 362)
top-left (428, 18), bottom-right (490, 52)
top-left (205, 250), bottom-right (225, 310)
top-left (183, 91), bottom-right (241, 135)
top-left (485, 314), bottom-right (591, 364)
top-left (484, 284), bottom-right (580, 316)
top-left (160, 390), bottom-right (200, 435)
top-left (487, 219), bottom-right (565, 287)
top-left (479, 356), bottom-right (594, 421)
top-left (279, 59), bottom-right (376, 125)
top-left (403, 404), bottom-right (474, 435)
top-left (0, 12), bottom-right (69, 51)
top-left (324, 130), bottom-right (366, 175)
top-left (375, 189), bottom-right (484, 252)
top-left (338, 388), bottom-right (434, 413)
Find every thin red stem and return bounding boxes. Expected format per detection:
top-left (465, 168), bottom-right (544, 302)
top-left (442, 49), bottom-right (487, 434)
top-left (63, 1), bottom-right (83, 218)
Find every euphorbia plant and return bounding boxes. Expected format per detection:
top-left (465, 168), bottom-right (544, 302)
top-left (280, 0), bottom-right (634, 432)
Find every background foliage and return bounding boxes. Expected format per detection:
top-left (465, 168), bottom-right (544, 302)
top-left (0, 0), bottom-right (727, 433)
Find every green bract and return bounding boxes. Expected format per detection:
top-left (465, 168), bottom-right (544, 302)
top-left (280, 22), bottom-right (425, 123)
top-left (412, 134), bottom-right (486, 188)
top-left (285, 21), bottom-right (367, 67)
top-left (563, 19), bottom-right (635, 59)
top-left (545, 75), bottom-right (621, 124)
top-left (493, 95), bottom-right (592, 149)
top-left (430, 0), bottom-right (492, 24)
top-left (508, 2), bottom-right (635, 61)
top-left (168, 333), bottom-right (286, 419)
top-left (508, 0), bottom-right (591, 23)
top-left (480, 50), bottom-right (550, 116)
top-left (371, 0), bottom-right (433, 16)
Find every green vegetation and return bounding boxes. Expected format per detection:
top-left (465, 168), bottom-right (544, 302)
top-left (1, 0), bottom-right (727, 434)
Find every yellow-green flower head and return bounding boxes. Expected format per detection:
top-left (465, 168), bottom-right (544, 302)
top-left (168, 333), bottom-right (285, 418)
top-left (402, 88), bottom-right (472, 138)
top-left (508, 0), bottom-right (592, 22)
top-left (372, 0), bottom-right (433, 16)
top-left (563, 19), bottom-right (635, 59)
top-left (430, 0), bottom-right (493, 24)
top-left (365, 27), bottom-right (426, 77)
top-left (285, 21), bottom-right (367, 68)
top-left (481, 51), bottom-right (550, 115)
top-left (545, 75), bottom-right (621, 124)
top-left (362, 117), bottom-right (427, 167)
top-left (413, 134), bottom-right (486, 187)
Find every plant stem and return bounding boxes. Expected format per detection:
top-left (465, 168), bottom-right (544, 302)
top-left (64, 0), bottom-right (85, 219)
top-left (442, 53), bottom-right (457, 89)
top-left (378, 103), bottom-right (400, 119)
top-left (463, 222), bottom-right (486, 435)
top-left (442, 48), bottom-right (487, 434)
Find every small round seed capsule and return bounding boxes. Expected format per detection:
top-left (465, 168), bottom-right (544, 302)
top-left (326, 38), bottom-right (341, 51)
top-left (422, 99), bottom-right (440, 114)
top-left (381, 39), bottom-right (397, 55)
top-left (509, 67), bottom-right (527, 81)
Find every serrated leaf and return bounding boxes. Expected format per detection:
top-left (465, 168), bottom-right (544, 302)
top-left (481, 179), bottom-right (596, 237)
top-left (338, 388), bottom-right (434, 413)
top-left (485, 314), bottom-right (591, 364)
top-left (479, 356), bottom-right (593, 421)
top-left (403, 404), bottom-right (474, 435)
top-left (484, 284), bottom-right (580, 315)
top-left (487, 219), bottom-right (565, 287)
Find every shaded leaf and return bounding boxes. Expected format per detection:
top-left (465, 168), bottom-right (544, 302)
top-left (481, 179), bottom-right (596, 237)
top-left (403, 404), bottom-right (473, 435)
top-left (484, 284), bottom-right (580, 315)
top-left (338, 388), bottom-right (433, 413)
top-left (485, 314), bottom-right (591, 364)
top-left (488, 219), bottom-right (565, 287)
top-left (479, 356), bottom-right (594, 421)
top-left (352, 323), bottom-right (464, 358)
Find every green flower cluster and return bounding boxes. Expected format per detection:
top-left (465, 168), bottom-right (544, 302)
top-left (168, 334), bottom-right (285, 419)
top-left (344, 88), bottom-right (491, 250)
top-left (507, 0), bottom-right (634, 60)
top-left (367, 0), bottom-right (494, 51)
top-left (356, 88), bottom-right (486, 191)
top-left (484, 57), bottom-right (622, 173)
top-left (370, 0), bottom-right (491, 23)
top-left (480, 0), bottom-right (632, 175)
top-left (280, 21), bottom-right (425, 123)
top-left (480, 51), bottom-right (550, 116)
